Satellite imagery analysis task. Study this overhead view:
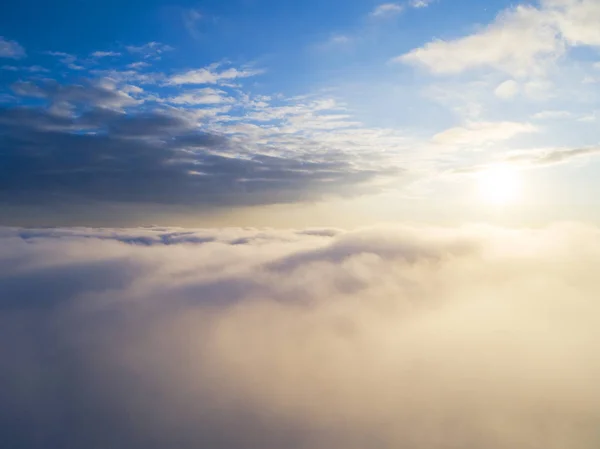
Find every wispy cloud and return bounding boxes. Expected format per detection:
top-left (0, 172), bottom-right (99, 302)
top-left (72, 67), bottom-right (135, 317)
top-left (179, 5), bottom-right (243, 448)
top-left (183, 8), bottom-right (203, 39)
top-left (0, 36), bottom-right (26, 59)
top-left (91, 51), bottom-right (122, 58)
top-left (164, 87), bottom-right (234, 105)
top-left (410, 0), bottom-right (434, 7)
top-left (433, 121), bottom-right (538, 147)
top-left (169, 65), bottom-right (264, 85)
top-left (126, 61), bottom-right (151, 70)
top-left (45, 51), bottom-right (84, 70)
top-left (369, 3), bottom-right (404, 18)
top-left (506, 145), bottom-right (600, 167)
top-left (125, 42), bottom-right (174, 59)
top-left (314, 33), bottom-right (354, 52)
top-left (2, 64), bottom-right (49, 73)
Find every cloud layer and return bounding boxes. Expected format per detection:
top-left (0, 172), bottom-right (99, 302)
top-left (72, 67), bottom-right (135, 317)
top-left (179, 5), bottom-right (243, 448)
top-left (0, 76), bottom-right (402, 213)
top-left (1, 224), bottom-right (600, 449)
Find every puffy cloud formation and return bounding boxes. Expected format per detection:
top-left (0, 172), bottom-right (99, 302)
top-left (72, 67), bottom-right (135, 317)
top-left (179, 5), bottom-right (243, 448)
top-left (397, 0), bottom-right (600, 76)
top-left (1, 223), bottom-right (600, 449)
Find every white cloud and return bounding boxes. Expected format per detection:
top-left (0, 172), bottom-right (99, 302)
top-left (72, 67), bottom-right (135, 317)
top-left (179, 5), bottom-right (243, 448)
top-left (396, 5), bottom-right (561, 76)
top-left (397, 0), bottom-right (600, 77)
top-left (328, 34), bottom-right (352, 45)
top-left (410, 0), bottom-right (434, 8)
top-left (90, 68), bottom-right (164, 84)
top-left (127, 61), bottom-right (151, 70)
top-left (91, 51), bottom-right (122, 58)
top-left (433, 121), bottom-right (538, 146)
top-left (313, 34), bottom-right (355, 52)
top-left (494, 79), bottom-right (520, 99)
top-left (550, 0), bottom-right (600, 46)
top-left (169, 66), bottom-right (264, 85)
top-left (126, 42), bottom-right (174, 59)
top-left (2, 223), bottom-right (600, 449)
top-left (0, 36), bottom-right (25, 59)
top-left (165, 87), bottom-right (234, 105)
top-left (2, 65), bottom-right (48, 72)
top-left (370, 3), bottom-right (404, 18)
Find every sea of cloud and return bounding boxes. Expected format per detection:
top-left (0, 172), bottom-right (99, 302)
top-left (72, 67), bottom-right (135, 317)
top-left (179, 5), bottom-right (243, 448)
top-left (1, 223), bottom-right (600, 449)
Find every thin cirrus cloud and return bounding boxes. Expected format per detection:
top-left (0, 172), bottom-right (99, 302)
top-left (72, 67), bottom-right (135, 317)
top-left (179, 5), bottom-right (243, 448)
top-left (369, 3), bottom-right (405, 18)
top-left (410, 0), bottom-right (434, 7)
top-left (125, 41), bottom-right (174, 59)
top-left (506, 145), bottom-right (600, 167)
top-left (91, 51), bottom-right (122, 58)
top-left (369, 0), bottom-right (434, 18)
top-left (432, 121), bottom-right (538, 147)
top-left (2, 223), bottom-right (600, 449)
top-left (44, 51), bottom-right (84, 70)
top-left (168, 66), bottom-right (265, 85)
top-left (164, 87), bottom-right (235, 105)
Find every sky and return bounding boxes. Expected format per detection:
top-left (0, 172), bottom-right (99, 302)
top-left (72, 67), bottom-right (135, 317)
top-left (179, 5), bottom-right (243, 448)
top-left (1, 0), bottom-right (599, 227)
top-left (3, 2), bottom-right (600, 448)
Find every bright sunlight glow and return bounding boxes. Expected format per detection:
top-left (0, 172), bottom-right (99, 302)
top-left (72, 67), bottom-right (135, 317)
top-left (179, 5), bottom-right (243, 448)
top-left (477, 165), bottom-right (521, 205)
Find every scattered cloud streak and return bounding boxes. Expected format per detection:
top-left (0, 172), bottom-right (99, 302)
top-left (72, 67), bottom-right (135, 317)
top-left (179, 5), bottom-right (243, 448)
top-left (506, 145), bottom-right (600, 166)
top-left (125, 42), bottom-right (174, 59)
top-left (91, 51), bottom-right (122, 58)
top-left (169, 65), bottom-right (265, 85)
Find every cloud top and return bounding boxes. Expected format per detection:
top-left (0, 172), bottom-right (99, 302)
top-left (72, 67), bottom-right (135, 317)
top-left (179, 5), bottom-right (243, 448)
top-left (1, 223), bottom-right (600, 449)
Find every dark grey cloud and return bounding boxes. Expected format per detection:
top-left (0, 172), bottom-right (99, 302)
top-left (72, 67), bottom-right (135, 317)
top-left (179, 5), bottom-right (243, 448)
top-left (0, 79), bottom-right (398, 224)
top-left (12, 79), bottom-right (140, 110)
top-left (1, 224), bottom-right (600, 449)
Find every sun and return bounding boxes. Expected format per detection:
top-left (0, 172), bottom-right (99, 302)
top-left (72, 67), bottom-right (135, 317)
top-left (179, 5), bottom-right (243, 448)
top-left (477, 165), bottom-right (521, 205)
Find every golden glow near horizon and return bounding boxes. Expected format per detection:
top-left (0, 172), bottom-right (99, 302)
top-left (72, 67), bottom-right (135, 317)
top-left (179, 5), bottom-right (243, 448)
top-left (477, 165), bottom-right (521, 206)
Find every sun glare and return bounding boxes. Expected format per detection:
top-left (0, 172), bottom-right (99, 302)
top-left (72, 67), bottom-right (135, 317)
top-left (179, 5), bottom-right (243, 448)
top-left (477, 165), bottom-right (521, 205)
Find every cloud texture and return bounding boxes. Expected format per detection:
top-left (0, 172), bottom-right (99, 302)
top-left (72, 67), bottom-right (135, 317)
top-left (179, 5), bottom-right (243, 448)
top-left (1, 224), bottom-right (600, 449)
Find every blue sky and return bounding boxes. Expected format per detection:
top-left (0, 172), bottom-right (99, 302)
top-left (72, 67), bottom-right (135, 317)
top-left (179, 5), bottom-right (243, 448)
top-left (1, 0), bottom-right (599, 226)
